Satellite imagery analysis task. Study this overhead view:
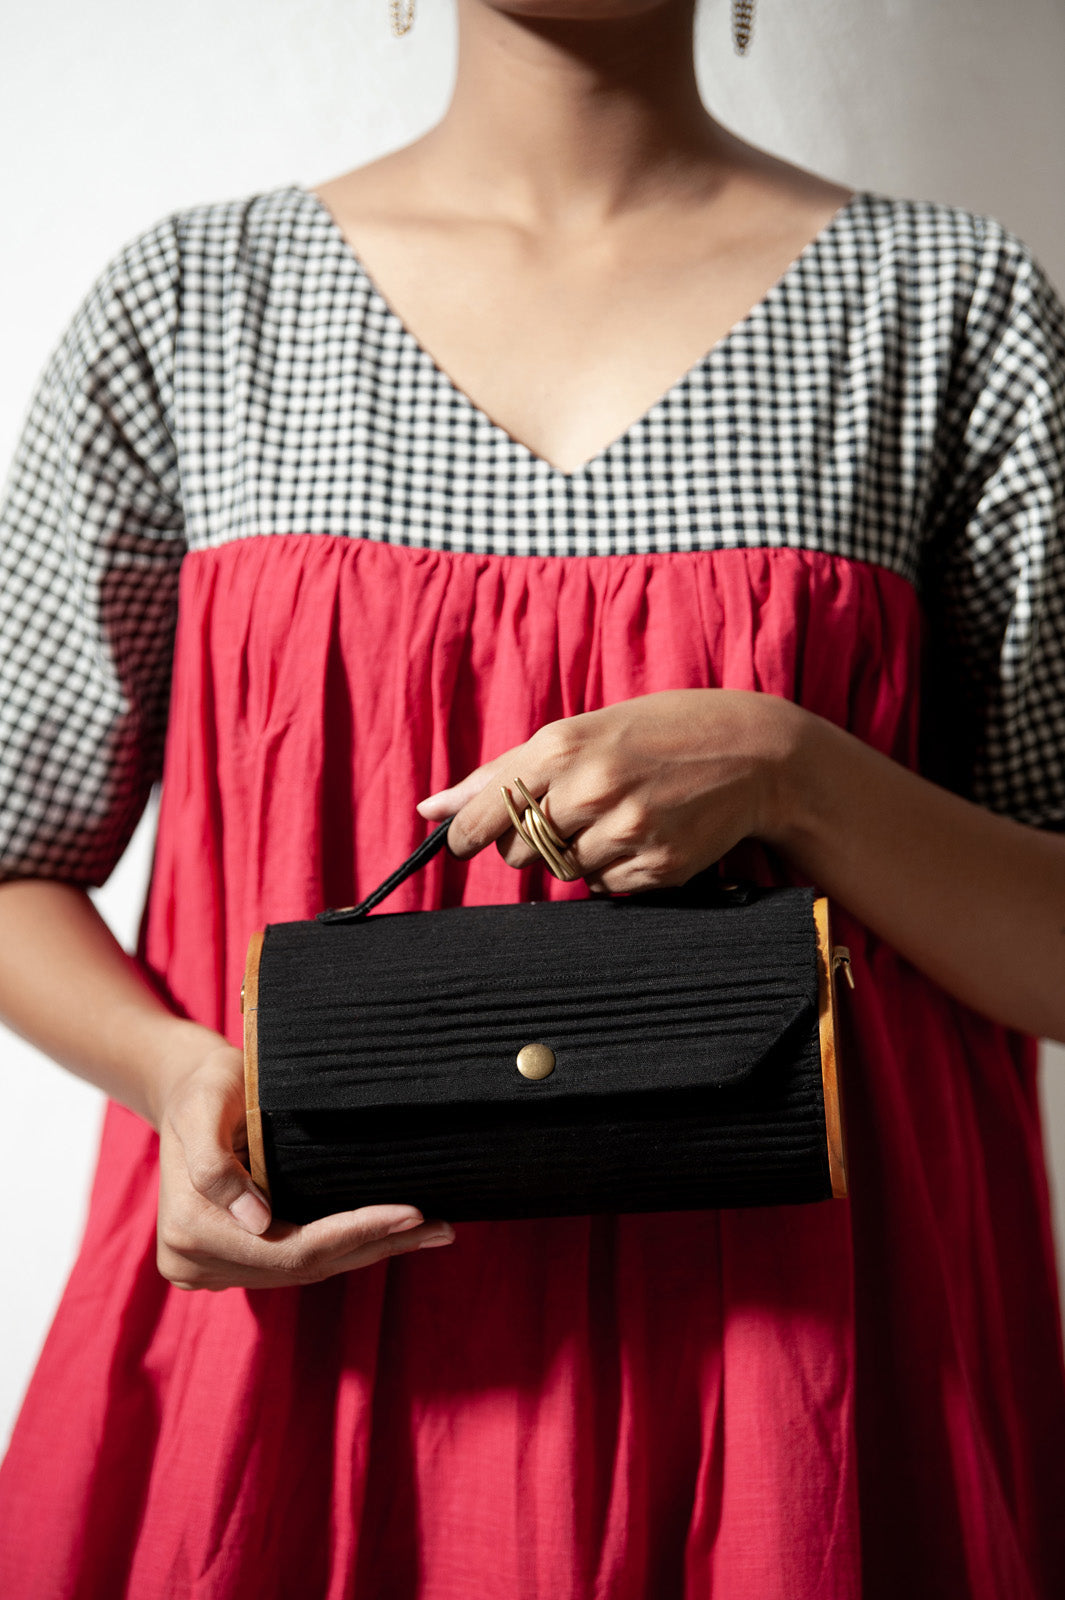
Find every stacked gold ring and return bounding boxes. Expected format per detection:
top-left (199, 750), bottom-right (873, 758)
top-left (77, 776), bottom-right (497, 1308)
top-left (500, 778), bottom-right (582, 882)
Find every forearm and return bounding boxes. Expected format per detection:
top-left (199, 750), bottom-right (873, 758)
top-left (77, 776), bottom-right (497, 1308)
top-left (0, 877), bottom-right (451, 1273)
top-left (767, 705), bottom-right (1065, 1041)
top-left (0, 878), bottom-right (224, 1130)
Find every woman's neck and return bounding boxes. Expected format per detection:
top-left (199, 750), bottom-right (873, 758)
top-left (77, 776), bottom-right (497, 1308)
top-left (409, 0), bottom-right (743, 232)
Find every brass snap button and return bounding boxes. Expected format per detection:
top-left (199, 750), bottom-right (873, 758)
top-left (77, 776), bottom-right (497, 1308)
top-left (516, 1043), bottom-right (555, 1080)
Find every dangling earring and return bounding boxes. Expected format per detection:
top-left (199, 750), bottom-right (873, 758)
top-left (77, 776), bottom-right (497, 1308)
top-left (390, 0), bottom-right (415, 35)
top-left (732, 0), bottom-right (755, 55)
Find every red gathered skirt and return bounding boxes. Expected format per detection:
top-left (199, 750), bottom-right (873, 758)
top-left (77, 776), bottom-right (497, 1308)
top-left (2, 535), bottom-right (1063, 1599)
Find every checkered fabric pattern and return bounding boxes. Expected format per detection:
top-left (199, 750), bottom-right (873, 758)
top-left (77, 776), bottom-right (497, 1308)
top-left (1, 184), bottom-right (1063, 884)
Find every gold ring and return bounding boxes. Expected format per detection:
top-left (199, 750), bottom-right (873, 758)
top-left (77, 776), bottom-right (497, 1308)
top-left (500, 780), bottom-right (582, 882)
top-left (500, 785), bottom-right (578, 880)
top-left (512, 778), bottom-right (570, 853)
top-left (514, 780), bottom-right (583, 882)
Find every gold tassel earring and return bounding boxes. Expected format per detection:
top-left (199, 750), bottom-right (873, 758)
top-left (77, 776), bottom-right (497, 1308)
top-left (732, 0), bottom-right (755, 55)
top-left (390, 0), bottom-right (415, 35)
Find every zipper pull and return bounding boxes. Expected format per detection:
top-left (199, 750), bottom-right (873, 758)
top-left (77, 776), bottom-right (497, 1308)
top-left (832, 945), bottom-right (855, 991)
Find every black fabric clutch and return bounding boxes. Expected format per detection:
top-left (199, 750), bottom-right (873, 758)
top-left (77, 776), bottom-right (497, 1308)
top-left (241, 820), bottom-right (850, 1223)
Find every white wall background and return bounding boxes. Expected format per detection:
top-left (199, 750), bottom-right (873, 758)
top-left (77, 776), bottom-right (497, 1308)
top-left (2, 0), bottom-right (1064, 1451)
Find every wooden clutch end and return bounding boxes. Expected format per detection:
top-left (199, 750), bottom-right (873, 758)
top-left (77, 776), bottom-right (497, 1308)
top-left (241, 931), bottom-right (270, 1201)
top-left (813, 897), bottom-right (849, 1199)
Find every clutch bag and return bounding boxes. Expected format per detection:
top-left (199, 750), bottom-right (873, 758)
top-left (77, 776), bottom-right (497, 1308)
top-left (241, 819), bottom-right (851, 1223)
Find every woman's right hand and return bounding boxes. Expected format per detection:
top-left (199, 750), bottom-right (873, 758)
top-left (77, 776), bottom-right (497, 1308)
top-left (0, 882), bottom-right (453, 1287)
top-left (153, 1034), bottom-right (455, 1291)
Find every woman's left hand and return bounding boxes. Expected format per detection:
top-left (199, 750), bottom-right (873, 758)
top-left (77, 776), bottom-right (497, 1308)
top-left (428, 683), bottom-right (1065, 1040)
top-left (415, 689), bottom-right (801, 895)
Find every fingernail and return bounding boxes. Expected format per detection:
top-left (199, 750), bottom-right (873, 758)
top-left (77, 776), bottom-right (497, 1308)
top-left (385, 1215), bottom-right (424, 1235)
top-left (417, 1226), bottom-right (455, 1249)
top-left (230, 1190), bottom-right (271, 1234)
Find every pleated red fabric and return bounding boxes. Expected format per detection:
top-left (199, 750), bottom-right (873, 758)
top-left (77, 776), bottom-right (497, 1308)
top-left (2, 534), bottom-right (1063, 1599)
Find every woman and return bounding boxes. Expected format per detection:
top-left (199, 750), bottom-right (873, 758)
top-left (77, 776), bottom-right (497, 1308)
top-left (0, 0), bottom-right (1063, 1594)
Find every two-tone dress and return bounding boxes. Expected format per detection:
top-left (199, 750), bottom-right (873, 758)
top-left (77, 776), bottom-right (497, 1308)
top-left (1, 184), bottom-right (1064, 1598)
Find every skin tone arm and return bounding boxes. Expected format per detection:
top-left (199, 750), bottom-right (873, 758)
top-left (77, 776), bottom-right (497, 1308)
top-left (416, 690), bottom-right (1065, 1045)
top-left (5, 0), bottom-right (1061, 1297)
top-left (1, 687), bottom-right (1058, 1296)
top-left (0, 879), bottom-right (456, 1287)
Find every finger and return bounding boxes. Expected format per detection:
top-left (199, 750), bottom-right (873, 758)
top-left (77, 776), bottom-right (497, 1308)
top-left (494, 790), bottom-right (546, 870)
top-left (492, 819), bottom-right (539, 871)
top-left (276, 1213), bottom-right (455, 1286)
top-left (418, 716), bottom-right (587, 855)
top-left (414, 763), bottom-right (498, 819)
top-left (161, 1168), bottom-right (424, 1259)
top-left (501, 783), bottom-right (639, 881)
top-left (539, 801), bottom-right (678, 891)
top-left (280, 1205), bottom-right (437, 1260)
top-left (160, 1070), bottom-right (276, 1234)
top-left (443, 757), bottom-right (547, 859)
top-left (324, 1218), bottom-right (457, 1277)
top-left (160, 1202), bottom-right (452, 1290)
top-left (491, 782), bottom-right (616, 877)
top-left (581, 860), bottom-right (638, 896)
top-left (581, 840), bottom-right (692, 895)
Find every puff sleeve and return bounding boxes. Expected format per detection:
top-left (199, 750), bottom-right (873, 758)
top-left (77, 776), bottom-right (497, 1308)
top-left (0, 218), bottom-right (186, 885)
top-left (921, 219), bottom-right (1065, 829)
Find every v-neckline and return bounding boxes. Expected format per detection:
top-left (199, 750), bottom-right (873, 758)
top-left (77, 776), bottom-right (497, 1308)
top-left (297, 182), bottom-right (869, 482)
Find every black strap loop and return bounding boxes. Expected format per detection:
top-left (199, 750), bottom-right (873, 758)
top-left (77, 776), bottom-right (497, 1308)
top-left (316, 818), bottom-right (455, 923)
top-left (316, 813), bottom-right (760, 925)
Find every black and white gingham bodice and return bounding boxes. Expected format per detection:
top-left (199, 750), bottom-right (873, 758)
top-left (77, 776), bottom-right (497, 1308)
top-left (1, 183), bottom-right (1064, 884)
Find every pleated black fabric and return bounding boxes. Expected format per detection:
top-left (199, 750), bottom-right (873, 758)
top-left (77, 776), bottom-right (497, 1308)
top-left (254, 888), bottom-right (833, 1221)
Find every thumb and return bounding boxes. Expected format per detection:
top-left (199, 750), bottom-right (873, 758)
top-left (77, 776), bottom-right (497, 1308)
top-left (168, 1069), bottom-right (273, 1235)
top-left (227, 1184), bottom-right (273, 1236)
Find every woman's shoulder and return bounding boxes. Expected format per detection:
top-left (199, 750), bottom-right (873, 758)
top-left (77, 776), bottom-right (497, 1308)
top-left (54, 186), bottom-right (324, 392)
top-left (96, 183), bottom-right (317, 291)
top-left (847, 188), bottom-right (1062, 331)
top-left (852, 188), bottom-right (1030, 258)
